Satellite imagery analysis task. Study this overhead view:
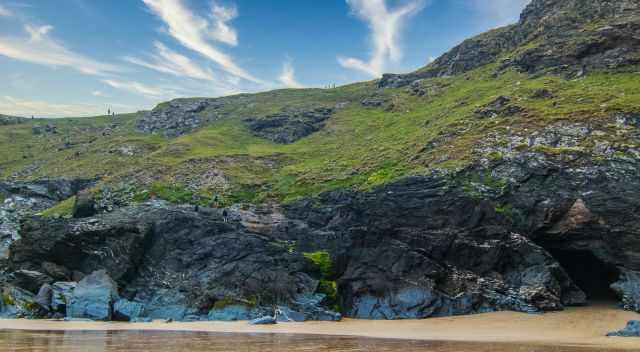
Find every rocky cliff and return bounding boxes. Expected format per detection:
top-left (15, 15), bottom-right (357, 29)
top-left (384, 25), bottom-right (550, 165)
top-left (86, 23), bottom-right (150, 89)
top-left (1, 0), bottom-right (640, 322)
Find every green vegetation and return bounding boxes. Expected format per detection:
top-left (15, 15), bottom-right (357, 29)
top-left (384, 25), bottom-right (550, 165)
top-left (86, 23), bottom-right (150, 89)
top-left (40, 196), bottom-right (76, 217)
top-left (2, 292), bottom-right (14, 306)
top-left (304, 250), bottom-right (339, 311)
top-left (1, 57), bottom-right (639, 204)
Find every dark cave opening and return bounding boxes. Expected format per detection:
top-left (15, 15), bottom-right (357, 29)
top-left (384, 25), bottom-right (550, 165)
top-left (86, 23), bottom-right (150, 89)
top-left (547, 248), bottom-right (620, 302)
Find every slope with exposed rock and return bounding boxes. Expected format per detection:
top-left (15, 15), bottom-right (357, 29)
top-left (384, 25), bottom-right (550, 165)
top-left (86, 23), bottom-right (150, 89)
top-left (1, 0), bottom-right (640, 322)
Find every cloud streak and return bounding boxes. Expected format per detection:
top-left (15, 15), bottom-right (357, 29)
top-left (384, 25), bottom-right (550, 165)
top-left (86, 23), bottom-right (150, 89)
top-left (0, 24), bottom-right (122, 76)
top-left (0, 95), bottom-right (131, 118)
top-left (142, 0), bottom-right (259, 83)
top-left (338, 0), bottom-right (426, 77)
top-left (278, 59), bottom-right (303, 88)
top-left (102, 79), bottom-right (175, 99)
top-left (0, 4), bottom-right (12, 17)
top-left (124, 41), bottom-right (216, 81)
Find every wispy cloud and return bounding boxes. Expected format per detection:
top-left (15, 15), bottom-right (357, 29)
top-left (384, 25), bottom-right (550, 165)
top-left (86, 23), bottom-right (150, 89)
top-left (338, 0), bottom-right (426, 77)
top-left (92, 90), bottom-right (108, 97)
top-left (124, 41), bottom-right (215, 81)
top-left (102, 79), bottom-right (175, 99)
top-left (210, 1), bottom-right (238, 46)
top-left (278, 59), bottom-right (303, 88)
top-left (0, 4), bottom-right (12, 17)
top-left (142, 0), bottom-right (259, 83)
top-left (0, 24), bottom-right (122, 76)
top-left (0, 95), bottom-right (131, 118)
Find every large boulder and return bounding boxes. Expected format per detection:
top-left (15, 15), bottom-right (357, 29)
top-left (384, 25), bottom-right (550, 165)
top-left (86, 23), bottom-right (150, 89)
top-left (113, 299), bottom-right (146, 321)
top-left (50, 282), bottom-right (76, 314)
top-left (611, 270), bottom-right (640, 312)
top-left (67, 270), bottom-right (118, 320)
top-left (607, 320), bottom-right (640, 337)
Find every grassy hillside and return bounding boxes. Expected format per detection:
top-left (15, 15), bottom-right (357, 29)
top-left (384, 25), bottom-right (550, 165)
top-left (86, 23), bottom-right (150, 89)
top-left (1, 63), bottom-right (639, 206)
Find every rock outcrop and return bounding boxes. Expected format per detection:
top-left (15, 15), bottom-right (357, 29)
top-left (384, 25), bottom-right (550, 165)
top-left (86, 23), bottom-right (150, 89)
top-left (379, 0), bottom-right (640, 88)
top-left (67, 270), bottom-right (118, 320)
top-left (0, 179), bottom-right (94, 260)
top-left (244, 107), bottom-right (335, 144)
top-left (607, 320), bottom-right (640, 337)
top-left (3, 140), bottom-right (639, 321)
top-left (136, 98), bottom-right (223, 137)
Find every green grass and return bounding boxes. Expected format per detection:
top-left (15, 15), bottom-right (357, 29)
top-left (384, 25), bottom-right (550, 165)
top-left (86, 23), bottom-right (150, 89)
top-left (40, 196), bottom-right (76, 217)
top-left (1, 60), bottom-right (639, 204)
top-left (304, 250), bottom-right (339, 310)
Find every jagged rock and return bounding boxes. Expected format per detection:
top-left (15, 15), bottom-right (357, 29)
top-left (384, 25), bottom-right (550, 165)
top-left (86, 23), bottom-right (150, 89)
top-left (136, 98), bottom-right (224, 137)
top-left (113, 299), bottom-right (146, 321)
top-left (244, 107), bottom-right (334, 143)
top-left (475, 96), bottom-right (523, 119)
top-left (67, 270), bottom-right (119, 320)
top-left (607, 320), bottom-right (640, 337)
top-left (208, 304), bottom-right (254, 321)
top-left (4, 146), bottom-right (640, 321)
top-left (41, 262), bottom-right (71, 281)
top-left (50, 282), bottom-right (76, 314)
top-left (249, 314), bottom-right (278, 325)
top-left (611, 270), bottom-right (640, 312)
top-left (379, 0), bottom-right (640, 88)
top-left (0, 285), bottom-right (48, 318)
top-left (11, 270), bottom-right (53, 294)
top-left (72, 190), bottom-right (95, 218)
top-left (35, 284), bottom-right (52, 309)
top-left (361, 97), bottom-right (387, 107)
top-left (0, 179), bottom-right (94, 259)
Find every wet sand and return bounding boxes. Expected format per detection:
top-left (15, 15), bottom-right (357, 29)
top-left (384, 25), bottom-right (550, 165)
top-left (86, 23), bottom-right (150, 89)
top-left (1, 304), bottom-right (639, 350)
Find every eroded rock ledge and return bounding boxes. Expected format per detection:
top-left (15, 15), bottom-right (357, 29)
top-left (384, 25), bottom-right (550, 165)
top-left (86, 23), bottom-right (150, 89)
top-left (1, 149), bottom-right (639, 321)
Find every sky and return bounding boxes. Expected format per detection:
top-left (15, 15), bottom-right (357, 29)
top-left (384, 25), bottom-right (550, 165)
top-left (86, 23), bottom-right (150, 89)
top-left (0, 0), bottom-right (530, 117)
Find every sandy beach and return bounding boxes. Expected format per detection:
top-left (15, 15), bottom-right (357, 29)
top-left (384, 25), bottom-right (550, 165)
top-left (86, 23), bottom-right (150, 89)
top-left (1, 304), bottom-right (638, 350)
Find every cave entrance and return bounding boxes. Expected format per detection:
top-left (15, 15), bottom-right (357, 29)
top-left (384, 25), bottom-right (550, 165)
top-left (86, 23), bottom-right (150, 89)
top-left (547, 248), bottom-right (620, 302)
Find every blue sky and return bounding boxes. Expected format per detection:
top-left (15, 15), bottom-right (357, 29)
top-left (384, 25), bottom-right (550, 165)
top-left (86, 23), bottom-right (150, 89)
top-left (0, 0), bottom-right (530, 117)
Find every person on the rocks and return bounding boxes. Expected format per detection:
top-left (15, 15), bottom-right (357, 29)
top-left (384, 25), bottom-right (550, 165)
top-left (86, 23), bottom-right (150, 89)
top-left (222, 209), bottom-right (228, 223)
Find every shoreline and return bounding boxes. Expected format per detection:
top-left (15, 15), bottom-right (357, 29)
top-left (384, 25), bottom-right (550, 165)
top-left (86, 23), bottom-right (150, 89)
top-left (1, 304), bottom-right (639, 350)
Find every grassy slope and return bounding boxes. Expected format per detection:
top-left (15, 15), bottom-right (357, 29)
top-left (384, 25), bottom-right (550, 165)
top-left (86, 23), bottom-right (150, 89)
top-left (1, 63), bottom-right (638, 205)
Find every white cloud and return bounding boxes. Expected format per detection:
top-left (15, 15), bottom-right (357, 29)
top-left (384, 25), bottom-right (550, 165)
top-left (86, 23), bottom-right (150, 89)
top-left (210, 1), bottom-right (238, 46)
top-left (0, 4), bottom-right (12, 17)
top-left (92, 90), bottom-right (108, 97)
top-left (142, 0), bottom-right (259, 83)
top-left (0, 95), bottom-right (131, 118)
top-left (338, 0), bottom-right (426, 78)
top-left (124, 41), bottom-right (216, 81)
top-left (102, 79), bottom-right (175, 99)
top-left (467, 0), bottom-right (530, 27)
top-left (278, 59), bottom-right (303, 89)
top-left (0, 24), bottom-right (122, 76)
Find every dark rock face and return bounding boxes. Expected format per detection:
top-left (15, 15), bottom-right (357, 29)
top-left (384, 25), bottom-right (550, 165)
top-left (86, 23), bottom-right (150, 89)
top-left (67, 270), bottom-right (118, 320)
top-left (72, 190), bottom-right (96, 218)
top-left (4, 150), bottom-right (640, 321)
top-left (4, 202), bottom-right (338, 321)
top-left (612, 269), bottom-right (640, 312)
top-left (379, 0), bottom-right (640, 88)
top-left (3, 140), bottom-right (640, 322)
top-left (475, 96), bottom-right (523, 119)
top-left (136, 98), bottom-right (224, 137)
top-left (244, 107), bottom-right (334, 144)
top-left (607, 320), bottom-right (640, 337)
top-left (0, 179), bottom-right (94, 260)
